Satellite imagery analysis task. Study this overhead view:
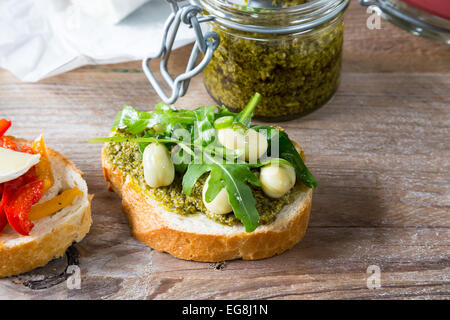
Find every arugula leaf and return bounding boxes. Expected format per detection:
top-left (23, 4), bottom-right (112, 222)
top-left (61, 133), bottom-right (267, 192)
top-left (183, 151), bottom-right (261, 232)
top-left (112, 105), bottom-right (153, 135)
top-left (214, 116), bottom-right (234, 129)
top-left (137, 131), bottom-right (152, 156)
top-left (222, 165), bottom-right (260, 232)
top-left (182, 164), bottom-right (211, 196)
top-left (215, 105), bottom-right (238, 120)
top-left (185, 163), bottom-right (261, 232)
top-left (237, 92), bottom-right (262, 126)
top-left (192, 106), bottom-right (217, 146)
top-left (171, 145), bottom-right (189, 173)
top-left (248, 157), bottom-right (292, 168)
top-left (253, 125), bottom-right (317, 188)
top-left (154, 102), bottom-right (196, 133)
top-left (203, 166), bottom-right (225, 203)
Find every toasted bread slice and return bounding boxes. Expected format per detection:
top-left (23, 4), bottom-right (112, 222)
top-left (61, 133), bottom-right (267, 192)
top-left (0, 138), bottom-right (92, 278)
top-left (102, 145), bottom-right (312, 262)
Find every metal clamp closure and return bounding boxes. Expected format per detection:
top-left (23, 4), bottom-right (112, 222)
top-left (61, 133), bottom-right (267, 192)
top-left (142, 1), bottom-right (219, 104)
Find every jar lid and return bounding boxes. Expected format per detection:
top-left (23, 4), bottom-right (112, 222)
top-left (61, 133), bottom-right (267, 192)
top-left (211, 0), bottom-right (313, 10)
top-left (198, 0), bottom-right (349, 34)
top-left (359, 0), bottom-right (450, 43)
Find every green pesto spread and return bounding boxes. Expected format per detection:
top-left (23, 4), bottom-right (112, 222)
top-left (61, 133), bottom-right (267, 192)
top-left (272, 0), bottom-right (309, 7)
top-left (243, 0), bottom-right (309, 8)
top-left (203, 4), bottom-right (344, 121)
top-left (105, 131), bottom-right (303, 227)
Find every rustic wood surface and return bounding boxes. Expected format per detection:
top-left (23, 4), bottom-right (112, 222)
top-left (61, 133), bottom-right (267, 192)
top-left (0, 1), bottom-right (449, 299)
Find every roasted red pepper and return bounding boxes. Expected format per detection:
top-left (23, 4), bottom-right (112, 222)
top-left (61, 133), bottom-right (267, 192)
top-left (4, 180), bottom-right (44, 236)
top-left (0, 119), bottom-right (11, 231)
top-left (0, 178), bottom-right (3, 232)
top-left (0, 168), bottom-right (39, 234)
top-left (0, 136), bottom-right (18, 151)
top-left (0, 183), bottom-right (4, 232)
top-left (0, 210), bottom-right (7, 233)
top-left (0, 120), bottom-right (45, 235)
top-left (0, 119), bottom-right (11, 137)
top-left (0, 181), bottom-right (6, 232)
top-left (20, 145), bottom-right (34, 154)
top-left (0, 118), bottom-right (16, 150)
top-left (1, 167), bottom-right (37, 206)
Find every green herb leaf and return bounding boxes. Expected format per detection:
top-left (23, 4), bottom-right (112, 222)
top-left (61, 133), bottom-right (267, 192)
top-left (204, 166), bottom-right (225, 203)
top-left (112, 105), bottom-right (153, 135)
top-left (203, 154), bottom-right (261, 232)
top-left (253, 126), bottom-right (317, 188)
top-left (213, 116), bottom-right (234, 129)
top-left (192, 106), bottom-right (217, 146)
top-left (182, 164), bottom-right (211, 196)
top-left (237, 92), bottom-right (262, 126)
top-left (137, 131), bottom-right (152, 156)
top-left (154, 102), bottom-right (196, 133)
top-left (182, 154), bottom-right (261, 232)
top-left (222, 166), bottom-right (260, 232)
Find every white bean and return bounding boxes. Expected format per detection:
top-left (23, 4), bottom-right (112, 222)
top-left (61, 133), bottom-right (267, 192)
top-left (202, 175), bottom-right (233, 215)
top-left (143, 143), bottom-right (175, 188)
top-left (217, 128), bottom-right (268, 162)
top-left (260, 163), bottom-right (296, 198)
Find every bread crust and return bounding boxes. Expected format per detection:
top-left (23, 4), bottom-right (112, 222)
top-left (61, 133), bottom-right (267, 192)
top-left (0, 138), bottom-right (92, 278)
top-left (102, 146), bottom-right (312, 262)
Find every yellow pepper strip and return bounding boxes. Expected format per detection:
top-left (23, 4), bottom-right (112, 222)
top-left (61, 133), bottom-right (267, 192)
top-left (29, 187), bottom-right (83, 221)
top-left (31, 135), bottom-right (54, 191)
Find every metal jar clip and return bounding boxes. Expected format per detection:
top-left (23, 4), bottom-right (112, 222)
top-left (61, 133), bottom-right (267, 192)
top-left (142, 0), bottom-right (219, 104)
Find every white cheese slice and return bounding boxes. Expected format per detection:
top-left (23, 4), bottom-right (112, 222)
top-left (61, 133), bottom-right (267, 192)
top-left (0, 147), bottom-right (41, 184)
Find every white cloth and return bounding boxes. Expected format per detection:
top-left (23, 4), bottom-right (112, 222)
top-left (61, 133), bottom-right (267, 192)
top-left (0, 0), bottom-right (196, 82)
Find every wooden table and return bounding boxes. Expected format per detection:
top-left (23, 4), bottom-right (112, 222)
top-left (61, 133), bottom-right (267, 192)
top-left (0, 1), bottom-right (449, 299)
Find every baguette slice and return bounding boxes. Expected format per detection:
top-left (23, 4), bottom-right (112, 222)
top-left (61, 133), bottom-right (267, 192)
top-left (0, 138), bottom-right (92, 278)
top-left (102, 144), bottom-right (312, 262)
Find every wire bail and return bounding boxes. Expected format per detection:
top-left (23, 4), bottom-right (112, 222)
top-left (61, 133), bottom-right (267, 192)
top-left (142, 1), bottom-right (219, 104)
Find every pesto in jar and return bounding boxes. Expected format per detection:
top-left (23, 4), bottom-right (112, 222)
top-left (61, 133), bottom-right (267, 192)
top-left (272, 0), bottom-right (309, 7)
top-left (203, 4), bottom-right (345, 121)
top-left (105, 131), bottom-right (303, 227)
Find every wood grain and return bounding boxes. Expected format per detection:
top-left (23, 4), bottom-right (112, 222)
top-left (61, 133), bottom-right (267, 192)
top-left (0, 0), bottom-right (449, 299)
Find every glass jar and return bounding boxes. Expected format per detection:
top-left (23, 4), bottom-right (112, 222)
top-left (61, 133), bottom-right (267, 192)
top-left (199, 0), bottom-right (349, 121)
